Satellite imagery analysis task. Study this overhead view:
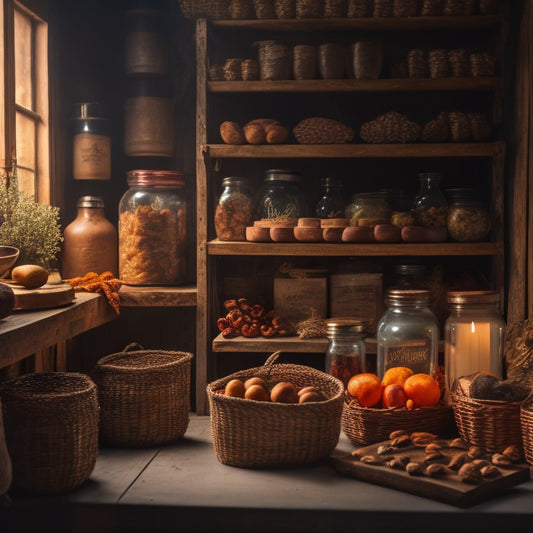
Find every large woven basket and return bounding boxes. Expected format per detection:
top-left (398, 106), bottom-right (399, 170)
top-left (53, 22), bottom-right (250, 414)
top-left (0, 372), bottom-right (99, 494)
top-left (207, 352), bottom-right (344, 468)
top-left (342, 393), bottom-right (454, 446)
top-left (520, 392), bottom-right (533, 465)
top-left (451, 389), bottom-right (524, 453)
top-left (92, 343), bottom-right (193, 447)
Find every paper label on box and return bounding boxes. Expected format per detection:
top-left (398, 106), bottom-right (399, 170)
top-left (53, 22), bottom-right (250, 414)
top-left (274, 278), bottom-right (327, 322)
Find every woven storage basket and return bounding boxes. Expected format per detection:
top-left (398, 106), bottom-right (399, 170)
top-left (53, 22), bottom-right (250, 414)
top-left (407, 48), bottom-right (428, 78)
top-left (254, 0), bottom-right (276, 18)
top-left (448, 48), bottom-right (469, 77)
top-left (256, 40), bottom-right (292, 80)
top-left (223, 58), bottom-right (243, 80)
top-left (443, 0), bottom-right (474, 15)
top-left (520, 392), bottom-right (533, 465)
top-left (92, 343), bottom-right (193, 447)
top-left (274, 0), bottom-right (296, 18)
top-left (318, 43), bottom-right (345, 79)
top-left (353, 40), bottom-right (383, 80)
top-left (448, 110), bottom-right (470, 142)
top-left (0, 372), bottom-right (99, 494)
top-left (206, 0), bottom-right (230, 18)
top-left (470, 52), bottom-right (496, 77)
top-left (392, 0), bottom-right (418, 17)
top-left (293, 44), bottom-right (318, 80)
top-left (324, 0), bottom-right (348, 17)
top-left (209, 63), bottom-right (225, 80)
top-left (229, 0), bottom-right (255, 18)
top-left (241, 58), bottom-right (260, 80)
top-left (347, 0), bottom-right (372, 17)
top-left (420, 0), bottom-right (442, 15)
top-left (342, 393), bottom-right (454, 446)
top-left (374, 0), bottom-right (393, 17)
top-left (428, 49), bottom-right (450, 78)
top-left (296, 0), bottom-right (321, 18)
top-left (451, 389), bottom-right (524, 453)
top-left (207, 352), bottom-right (344, 468)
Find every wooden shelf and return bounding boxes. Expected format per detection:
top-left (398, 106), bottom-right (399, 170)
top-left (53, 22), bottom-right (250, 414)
top-left (209, 77), bottom-right (502, 93)
top-left (207, 240), bottom-right (503, 257)
top-left (119, 284), bottom-right (197, 308)
top-left (205, 142), bottom-right (504, 159)
top-left (211, 15), bottom-right (500, 32)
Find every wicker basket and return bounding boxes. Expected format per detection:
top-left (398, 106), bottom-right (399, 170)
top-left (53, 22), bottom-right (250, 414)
top-left (451, 389), bottom-right (524, 453)
top-left (256, 40), bottom-right (292, 80)
top-left (374, 0), bottom-right (393, 17)
top-left (470, 52), bottom-right (496, 77)
top-left (392, 0), bottom-right (418, 17)
top-left (0, 372), bottom-right (99, 494)
top-left (296, 0), bottom-right (321, 18)
top-left (420, 0), bottom-right (442, 15)
top-left (223, 58), bottom-right (243, 80)
top-left (448, 48), bottom-right (469, 77)
top-left (353, 40), bottom-right (383, 80)
top-left (180, 1), bottom-right (229, 19)
top-left (207, 352), bottom-right (344, 468)
top-left (443, 0), bottom-right (474, 15)
top-left (347, 0), bottom-right (372, 17)
top-left (407, 48), bottom-right (428, 78)
top-left (342, 393), bottom-right (454, 446)
top-left (92, 343), bottom-right (193, 447)
top-left (448, 110), bottom-right (470, 142)
top-left (520, 392), bottom-right (533, 465)
top-left (293, 44), bottom-right (318, 80)
top-left (324, 0), bottom-right (348, 17)
top-left (254, 0), bottom-right (276, 18)
top-left (209, 63), bottom-right (225, 80)
top-left (428, 49), bottom-right (450, 78)
top-left (241, 58), bottom-right (260, 80)
top-left (274, 0), bottom-right (296, 18)
top-left (229, 0), bottom-right (255, 18)
top-left (318, 43), bottom-right (345, 79)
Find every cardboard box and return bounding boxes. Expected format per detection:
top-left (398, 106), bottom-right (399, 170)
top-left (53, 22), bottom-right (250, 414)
top-left (329, 273), bottom-right (384, 334)
top-left (274, 277), bottom-right (327, 323)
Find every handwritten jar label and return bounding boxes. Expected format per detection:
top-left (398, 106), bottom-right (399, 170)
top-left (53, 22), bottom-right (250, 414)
top-left (73, 133), bottom-right (111, 180)
top-left (384, 340), bottom-right (432, 375)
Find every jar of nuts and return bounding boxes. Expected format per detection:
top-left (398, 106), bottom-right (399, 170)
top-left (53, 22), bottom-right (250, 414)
top-left (215, 177), bottom-right (255, 241)
top-left (119, 170), bottom-right (187, 286)
top-left (413, 172), bottom-right (448, 227)
top-left (446, 188), bottom-right (491, 242)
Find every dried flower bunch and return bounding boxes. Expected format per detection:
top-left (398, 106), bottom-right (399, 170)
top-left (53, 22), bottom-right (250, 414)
top-left (0, 161), bottom-right (62, 269)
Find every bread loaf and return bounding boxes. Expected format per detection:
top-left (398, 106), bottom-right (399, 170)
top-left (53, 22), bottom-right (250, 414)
top-left (293, 117), bottom-right (354, 144)
top-left (220, 121), bottom-right (246, 145)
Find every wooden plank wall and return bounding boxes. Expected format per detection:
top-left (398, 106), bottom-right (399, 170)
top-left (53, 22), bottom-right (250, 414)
top-left (508, 0), bottom-right (532, 324)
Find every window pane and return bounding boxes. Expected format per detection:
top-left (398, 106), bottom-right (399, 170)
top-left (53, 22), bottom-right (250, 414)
top-left (16, 166), bottom-right (36, 197)
top-left (16, 110), bottom-right (36, 172)
top-left (14, 8), bottom-right (33, 109)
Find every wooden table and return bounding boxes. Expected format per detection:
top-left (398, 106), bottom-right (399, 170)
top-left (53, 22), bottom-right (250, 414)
top-left (0, 293), bottom-right (116, 371)
top-left (3, 414), bottom-right (533, 533)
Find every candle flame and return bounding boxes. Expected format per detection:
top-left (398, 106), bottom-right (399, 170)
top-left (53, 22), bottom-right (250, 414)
top-left (471, 321), bottom-right (476, 333)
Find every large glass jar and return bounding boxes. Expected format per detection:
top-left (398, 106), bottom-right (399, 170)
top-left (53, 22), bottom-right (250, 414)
top-left (446, 188), bottom-right (491, 242)
top-left (377, 289), bottom-right (439, 379)
top-left (119, 170), bottom-right (187, 285)
top-left (325, 319), bottom-right (366, 388)
top-left (63, 196), bottom-right (118, 279)
top-left (214, 177), bottom-right (254, 241)
top-left (413, 172), bottom-right (448, 227)
top-left (315, 176), bottom-right (345, 219)
top-left (258, 169), bottom-right (307, 221)
top-left (345, 191), bottom-right (390, 227)
top-left (444, 290), bottom-right (505, 399)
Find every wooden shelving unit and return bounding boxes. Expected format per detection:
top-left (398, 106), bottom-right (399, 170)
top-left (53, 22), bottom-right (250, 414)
top-left (195, 14), bottom-right (507, 414)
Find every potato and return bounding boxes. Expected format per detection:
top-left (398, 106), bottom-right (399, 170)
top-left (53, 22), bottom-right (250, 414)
top-left (265, 124), bottom-right (289, 144)
top-left (245, 118), bottom-right (279, 129)
top-left (374, 223), bottom-right (401, 242)
top-left (243, 123), bottom-right (266, 144)
top-left (220, 121), bottom-right (245, 145)
top-left (11, 264), bottom-right (49, 289)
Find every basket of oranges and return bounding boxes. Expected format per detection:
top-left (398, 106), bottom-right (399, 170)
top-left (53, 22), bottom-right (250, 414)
top-left (341, 366), bottom-right (455, 446)
top-left (207, 351), bottom-right (345, 468)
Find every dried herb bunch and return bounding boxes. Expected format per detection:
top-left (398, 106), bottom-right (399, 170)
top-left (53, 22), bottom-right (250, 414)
top-left (0, 160), bottom-right (62, 269)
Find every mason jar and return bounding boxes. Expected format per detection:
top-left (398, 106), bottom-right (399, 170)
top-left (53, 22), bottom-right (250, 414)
top-left (413, 172), bottom-right (448, 227)
top-left (215, 177), bottom-right (255, 241)
top-left (315, 176), bottom-right (345, 219)
top-left (446, 188), bottom-right (491, 242)
top-left (345, 191), bottom-right (390, 227)
top-left (258, 169), bottom-right (307, 221)
top-left (325, 319), bottom-right (366, 388)
top-left (119, 170), bottom-right (187, 285)
top-left (377, 289), bottom-right (439, 379)
top-left (444, 290), bottom-right (505, 399)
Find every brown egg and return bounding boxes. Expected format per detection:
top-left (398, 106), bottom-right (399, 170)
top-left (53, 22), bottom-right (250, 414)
top-left (244, 384), bottom-right (270, 402)
top-left (225, 379), bottom-right (245, 398)
top-left (244, 376), bottom-right (268, 390)
top-left (297, 386), bottom-right (322, 397)
top-left (299, 391), bottom-right (326, 404)
top-left (270, 381), bottom-right (298, 403)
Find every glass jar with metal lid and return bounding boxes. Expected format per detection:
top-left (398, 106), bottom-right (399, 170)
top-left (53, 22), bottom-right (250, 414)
top-left (446, 188), bottom-right (491, 242)
top-left (444, 290), bottom-right (504, 399)
top-left (314, 176), bottom-right (345, 219)
top-left (377, 289), bottom-right (439, 379)
top-left (325, 319), bottom-right (366, 388)
top-left (215, 177), bottom-right (255, 241)
top-left (345, 191), bottom-right (390, 227)
top-left (258, 169), bottom-right (307, 222)
top-left (413, 172), bottom-right (448, 227)
top-left (119, 170), bottom-right (187, 285)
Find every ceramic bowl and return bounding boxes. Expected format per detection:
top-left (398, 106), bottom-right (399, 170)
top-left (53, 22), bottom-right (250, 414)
top-left (0, 246), bottom-right (20, 278)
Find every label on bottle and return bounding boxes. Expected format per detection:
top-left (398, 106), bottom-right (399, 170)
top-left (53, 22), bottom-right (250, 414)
top-left (384, 340), bottom-right (431, 374)
top-left (73, 133), bottom-right (111, 180)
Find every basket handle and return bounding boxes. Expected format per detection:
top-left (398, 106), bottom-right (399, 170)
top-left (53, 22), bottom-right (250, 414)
top-left (123, 342), bottom-right (145, 353)
top-left (264, 351), bottom-right (281, 367)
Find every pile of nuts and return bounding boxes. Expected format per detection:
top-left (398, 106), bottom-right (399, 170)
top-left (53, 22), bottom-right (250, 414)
top-left (217, 298), bottom-right (294, 338)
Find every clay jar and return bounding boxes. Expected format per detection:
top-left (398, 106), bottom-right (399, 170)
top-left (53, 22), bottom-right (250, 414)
top-left (63, 196), bottom-right (118, 279)
top-left (352, 41), bottom-right (383, 80)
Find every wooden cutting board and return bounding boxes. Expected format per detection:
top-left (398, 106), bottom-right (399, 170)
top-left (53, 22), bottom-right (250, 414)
top-left (8, 282), bottom-right (76, 310)
top-left (330, 436), bottom-right (531, 507)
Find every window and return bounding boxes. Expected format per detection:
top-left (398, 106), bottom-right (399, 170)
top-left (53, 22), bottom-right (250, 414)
top-left (1, 0), bottom-right (49, 203)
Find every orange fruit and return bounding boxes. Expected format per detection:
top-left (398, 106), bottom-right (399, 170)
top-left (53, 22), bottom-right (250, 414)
top-left (403, 373), bottom-right (441, 408)
top-left (382, 384), bottom-right (407, 409)
top-left (225, 379), bottom-right (246, 398)
top-left (347, 373), bottom-right (383, 407)
top-left (381, 366), bottom-right (414, 388)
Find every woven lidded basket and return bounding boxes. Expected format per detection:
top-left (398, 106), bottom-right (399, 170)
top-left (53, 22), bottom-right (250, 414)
top-left (347, 0), bottom-right (372, 17)
top-left (520, 392), bottom-right (533, 464)
top-left (0, 372), bottom-right (99, 494)
top-left (451, 388), bottom-right (524, 453)
top-left (207, 352), bottom-right (344, 468)
top-left (342, 393), bottom-right (454, 446)
top-left (92, 343), bottom-right (193, 447)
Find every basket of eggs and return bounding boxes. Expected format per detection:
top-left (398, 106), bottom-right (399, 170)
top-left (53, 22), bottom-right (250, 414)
top-left (207, 351), bottom-right (344, 468)
top-left (341, 366), bottom-right (455, 446)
